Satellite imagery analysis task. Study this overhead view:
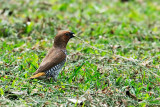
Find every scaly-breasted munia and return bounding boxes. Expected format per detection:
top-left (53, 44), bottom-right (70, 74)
top-left (30, 30), bottom-right (75, 80)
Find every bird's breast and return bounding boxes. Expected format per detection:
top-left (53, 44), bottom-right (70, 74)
top-left (45, 59), bottom-right (66, 78)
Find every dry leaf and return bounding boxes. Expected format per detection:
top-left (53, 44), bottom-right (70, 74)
top-left (68, 98), bottom-right (86, 105)
top-left (11, 91), bottom-right (26, 95)
top-left (0, 61), bottom-right (3, 65)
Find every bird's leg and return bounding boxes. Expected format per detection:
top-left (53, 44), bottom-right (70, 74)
top-left (48, 76), bottom-right (57, 82)
top-left (53, 78), bottom-right (57, 82)
top-left (53, 75), bottom-right (57, 82)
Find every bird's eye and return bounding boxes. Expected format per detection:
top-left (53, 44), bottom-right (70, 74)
top-left (65, 33), bottom-right (70, 36)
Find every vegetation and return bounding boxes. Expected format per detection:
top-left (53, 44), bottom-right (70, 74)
top-left (0, 0), bottom-right (160, 106)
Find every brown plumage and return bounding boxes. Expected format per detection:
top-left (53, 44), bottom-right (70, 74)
top-left (30, 30), bottom-right (75, 80)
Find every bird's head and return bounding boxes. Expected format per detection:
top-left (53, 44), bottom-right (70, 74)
top-left (54, 30), bottom-right (75, 49)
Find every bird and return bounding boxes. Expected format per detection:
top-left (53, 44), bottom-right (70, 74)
top-left (30, 30), bottom-right (75, 81)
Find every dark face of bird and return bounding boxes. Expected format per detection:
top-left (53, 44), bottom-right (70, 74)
top-left (54, 30), bottom-right (75, 49)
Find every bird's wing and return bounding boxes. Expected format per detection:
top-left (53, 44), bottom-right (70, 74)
top-left (33, 48), bottom-right (66, 74)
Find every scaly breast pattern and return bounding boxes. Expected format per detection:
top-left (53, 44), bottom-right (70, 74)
top-left (45, 50), bottom-right (67, 79)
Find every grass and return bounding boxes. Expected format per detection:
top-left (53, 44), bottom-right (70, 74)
top-left (0, 0), bottom-right (160, 106)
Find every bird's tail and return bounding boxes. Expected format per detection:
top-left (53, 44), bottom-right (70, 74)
top-left (29, 72), bottom-right (45, 79)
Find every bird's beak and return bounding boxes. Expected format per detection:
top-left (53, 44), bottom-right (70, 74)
top-left (70, 32), bottom-right (75, 38)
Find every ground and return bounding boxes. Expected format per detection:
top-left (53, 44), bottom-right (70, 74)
top-left (0, 0), bottom-right (160, 106)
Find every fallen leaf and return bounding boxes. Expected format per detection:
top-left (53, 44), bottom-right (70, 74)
top-left (11, 91), bottom-right (26, 95)
top-left (68, 98), bottom-right (86, 105)
top-left (0, 61), bottom-right (3, 65)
